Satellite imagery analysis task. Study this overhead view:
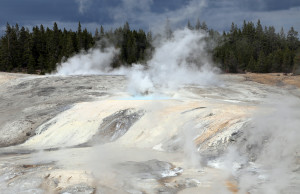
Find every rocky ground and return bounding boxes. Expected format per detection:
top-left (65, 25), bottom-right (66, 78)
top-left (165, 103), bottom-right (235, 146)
top-left (0, 72), bottom-right (299, 193)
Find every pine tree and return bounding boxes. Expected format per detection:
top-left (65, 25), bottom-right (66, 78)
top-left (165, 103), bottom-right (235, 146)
top-left (195, 19), bottom-right (201, 31)
top-left (280, 27), bottom-right (285, 40)
top-left (283, 48), bottom-right (293, 73)
top-left (2, 23), bottom-right (14, 71)
top-left (227, 51), bottom-right (238, 73)
top-left (65, 34), bottom-right (75, 57)
top-left (247, 56), bottom-right (256, 72)
top-left (293, 49), bottom-right (300, 74)
top-left (127, 37), bottom-right (137, 64)
top-left (27, 52), bottom-right (35, 74)
top-left (287, 27), bottom-right (299, 51)
top-left (164, 18), bottom-right (173, 39)
top-left (77, 22), bottom-right (82, 50)
top-left (0, 44), bottom-right (2, 71)
top-left (187, 20), bottom-right (193, 30)
top-left (22, 30), bottom-right (32, 72)
top-left (100, 25), bottom-right (104, 38)
top-left (94, 28), bottom-right (100, 42)
top-left (229, 22), bottom-right (237, 43)
top-left (272, 50), bottom-right (283, 72)
top-left (256, 19), bottom-right (263, 38)
top-left (256, 51), bottom-right (266, 72)
top-left (200, 21), bottom-right (208, 32)
top-left (82, 28), bottom-right (90, 51)
top-left (38, 55), bottom-right (45, 73)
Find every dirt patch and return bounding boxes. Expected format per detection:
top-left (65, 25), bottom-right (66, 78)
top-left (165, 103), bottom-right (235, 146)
top-left (244, 73), bottom-right (300, 88)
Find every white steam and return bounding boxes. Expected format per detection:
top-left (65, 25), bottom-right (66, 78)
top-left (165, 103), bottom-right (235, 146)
top-left (55, 47), bottom-right (119, 75)
top-left (219, 96), bottom-right (300, 194)
top-left (75, 0), bottom-right (92, 14)
top-left (54, 28), bottom-right (219, 95)
top-left (181, 122), bottom-right (202, 168)
top-left (128, 28), bottom-right (220, 95)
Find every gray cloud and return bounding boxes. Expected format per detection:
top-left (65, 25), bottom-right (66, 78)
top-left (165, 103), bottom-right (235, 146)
top-left (108, 0), bottom-right (207, 33)
top-left (103, 0), bottom-right (300, 35)
top-left (0, 0), bottom-right (299, 35)
top-left (200, 2), bottom-right (300, 33)
top-left (122, 0), bottom-right (153, 11)
top-left (242, 0), bottom-right (300, 11)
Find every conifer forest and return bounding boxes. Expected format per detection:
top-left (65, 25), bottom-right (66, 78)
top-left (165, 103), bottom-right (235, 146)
top-left (0, 20), bottom-right (299, 74)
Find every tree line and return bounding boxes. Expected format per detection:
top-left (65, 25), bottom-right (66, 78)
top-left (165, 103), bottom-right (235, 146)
top-left (0, 20), bottom-right (299, 74)
top-left (0, 22), bottom-right (151, 74)
top-left (212, 20), bottom-right (300, 73)
top-left (0, 22), bottom-right (94, 74)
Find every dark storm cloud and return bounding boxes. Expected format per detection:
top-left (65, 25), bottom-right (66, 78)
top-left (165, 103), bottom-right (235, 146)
top-left (200, 0), bottom-right (300, 32)
top-left (241, 0), bottom-right (300, 11)
top-left (207, 0), bottom-right (300, 11)
top-left (0, 0), bottom-right (115, 34)
top-left (0, 0), bottom-right (187, 25)
top-left (0, 0), bottom-right (299, 35)
top-left (0, 0), bottom-right (77, 23)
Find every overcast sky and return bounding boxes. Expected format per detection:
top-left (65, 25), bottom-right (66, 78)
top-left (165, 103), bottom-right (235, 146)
top-left (1, 0), bottom-right (299, 35)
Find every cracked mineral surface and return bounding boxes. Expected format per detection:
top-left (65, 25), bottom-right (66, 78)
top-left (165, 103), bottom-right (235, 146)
top-left (0, 72), bottom-right (299, 193)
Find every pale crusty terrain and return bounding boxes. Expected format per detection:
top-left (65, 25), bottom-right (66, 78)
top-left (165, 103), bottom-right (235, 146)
top-left (0, 72), bottom-right (299, 194)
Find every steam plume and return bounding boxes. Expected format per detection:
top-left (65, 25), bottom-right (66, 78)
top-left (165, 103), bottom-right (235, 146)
top-left (55, 47), bottom-right (119, 75)
top-left (128, 28), bottom-right (220, 95)
top-left (75, 0), bottom-right (92, 14)
top-left (220, 96), bottom-right (300, 194)
top-left (54, 28), bottom-right (219, 95)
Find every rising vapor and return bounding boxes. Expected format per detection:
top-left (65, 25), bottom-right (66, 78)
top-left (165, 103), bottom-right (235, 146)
top-left (75, 0), bottom-right (92, 14)
top-left (128, 28), bottom-right (220, 95)
top-left (55, 28), bottom-right (220, 95)
top-left (55, 47), bottom-right (119, 75)
top-left (213, 96), bottom-right (300, 194)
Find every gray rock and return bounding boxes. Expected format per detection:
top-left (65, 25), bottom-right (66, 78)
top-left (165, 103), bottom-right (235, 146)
top-left (60, 183), bottom-right (95, 194)
top-left (89, 109), bottom-right (144, 145)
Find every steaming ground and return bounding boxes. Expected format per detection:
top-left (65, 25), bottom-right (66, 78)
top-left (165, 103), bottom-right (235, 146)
top-left (1, 28), bottom-right (299, 194)
top-left (0, 72), bottom-right (299, 194)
